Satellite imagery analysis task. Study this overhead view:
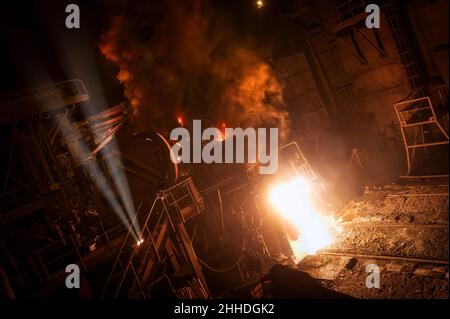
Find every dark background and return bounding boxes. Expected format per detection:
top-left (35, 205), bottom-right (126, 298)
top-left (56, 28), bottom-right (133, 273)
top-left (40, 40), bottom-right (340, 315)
top-left (0, 0), bottom-right (299, 109)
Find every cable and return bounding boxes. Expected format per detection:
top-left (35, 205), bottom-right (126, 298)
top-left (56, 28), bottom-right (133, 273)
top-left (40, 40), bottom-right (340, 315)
top-left (221, 183), bottom-right (250, 196)
top-left (197, 240), bottom-right (247, 273)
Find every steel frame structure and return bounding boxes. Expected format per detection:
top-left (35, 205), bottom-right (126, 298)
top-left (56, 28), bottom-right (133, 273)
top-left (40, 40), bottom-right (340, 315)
top-left (394, 96), bottom-right (449, 176)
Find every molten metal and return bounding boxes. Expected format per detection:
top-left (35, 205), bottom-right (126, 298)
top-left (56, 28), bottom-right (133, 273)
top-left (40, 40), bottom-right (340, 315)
top-left (269, 177), bottom-right (338, 261)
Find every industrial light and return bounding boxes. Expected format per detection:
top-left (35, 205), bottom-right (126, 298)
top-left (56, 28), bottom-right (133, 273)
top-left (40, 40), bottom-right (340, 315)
top-left (269, 177), bottom-right (337, 260)
top-left (256, 0), bottom-right (264, 9)
top-left (136, 238), bottom-right (144, 246)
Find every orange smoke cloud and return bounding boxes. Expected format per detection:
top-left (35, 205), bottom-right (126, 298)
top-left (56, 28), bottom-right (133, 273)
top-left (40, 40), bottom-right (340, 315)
top-left (215, 48), bottom-right (290, 140)
top-left (99, 0), bottom-right (290, 140)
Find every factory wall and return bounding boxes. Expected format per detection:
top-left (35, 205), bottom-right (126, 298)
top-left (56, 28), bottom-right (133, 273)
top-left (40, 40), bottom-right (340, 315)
top-left (408, 0), bottom-right (449, 87)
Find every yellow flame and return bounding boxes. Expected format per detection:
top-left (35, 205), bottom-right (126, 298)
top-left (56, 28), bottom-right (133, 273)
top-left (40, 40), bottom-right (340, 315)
top-left (269, 177), bottom-right (338, 261)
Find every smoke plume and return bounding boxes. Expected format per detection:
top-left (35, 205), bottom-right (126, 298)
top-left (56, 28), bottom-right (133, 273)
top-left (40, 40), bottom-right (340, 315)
top-left (99, 0), bottom-right (290, 140)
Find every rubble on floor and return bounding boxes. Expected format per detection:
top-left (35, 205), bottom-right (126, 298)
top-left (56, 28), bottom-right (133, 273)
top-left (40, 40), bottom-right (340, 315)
top-left (298, 178), bottom-right (449, 299)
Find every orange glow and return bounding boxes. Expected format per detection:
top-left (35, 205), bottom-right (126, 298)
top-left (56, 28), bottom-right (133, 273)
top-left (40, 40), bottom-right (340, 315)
top-left (215, 131), bottom-right (225, 142)
top-left (217, 123), bottom-right (227, 141)
top-left (177, 116), bottom-right (184, 126)
top-left (269, 177), bottom-right (340, 261)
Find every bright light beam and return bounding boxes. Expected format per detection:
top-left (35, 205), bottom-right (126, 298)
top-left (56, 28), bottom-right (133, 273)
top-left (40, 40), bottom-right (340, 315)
top-left (102, 152), bottom-right (142, 239)
top-left (60, 116), bottom-right (139, 241)
top-left (54, 42), bottom-right (142, 241)
top-left (269, 177), bottom-right (336, 261)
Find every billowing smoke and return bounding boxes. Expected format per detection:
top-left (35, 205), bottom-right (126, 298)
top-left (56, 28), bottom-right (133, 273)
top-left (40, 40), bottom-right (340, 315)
top-left (99, 0), bottom-right (290, 140)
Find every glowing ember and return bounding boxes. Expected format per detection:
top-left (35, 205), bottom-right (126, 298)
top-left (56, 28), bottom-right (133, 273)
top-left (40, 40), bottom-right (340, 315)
top-left (269, 177), bottom-right (338, 261)
top-left (216, 133), bottom-right (225, 142)
top-left (215, 123), bottom-right (226, 141)
top-left (177, 116), bottom-right (184, 126)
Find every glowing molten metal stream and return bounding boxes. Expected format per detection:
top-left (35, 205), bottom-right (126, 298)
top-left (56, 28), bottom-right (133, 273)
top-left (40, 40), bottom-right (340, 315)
top-left (269, 177), bottom-right (338, 261)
